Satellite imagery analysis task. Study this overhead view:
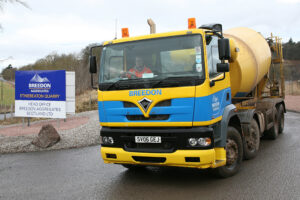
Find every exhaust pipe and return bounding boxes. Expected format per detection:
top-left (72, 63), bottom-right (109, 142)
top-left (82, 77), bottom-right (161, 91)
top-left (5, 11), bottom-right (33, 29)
top-left (147, 18), bottom-right (156, 34)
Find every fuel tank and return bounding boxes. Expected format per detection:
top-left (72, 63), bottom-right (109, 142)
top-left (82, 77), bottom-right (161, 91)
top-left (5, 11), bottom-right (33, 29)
top-left (224, 27), bottom-right (271, 97)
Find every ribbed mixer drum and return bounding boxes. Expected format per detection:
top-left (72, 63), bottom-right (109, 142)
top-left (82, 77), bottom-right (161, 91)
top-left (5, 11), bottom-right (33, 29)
top-left (224, 27), bottom-right (271, 97)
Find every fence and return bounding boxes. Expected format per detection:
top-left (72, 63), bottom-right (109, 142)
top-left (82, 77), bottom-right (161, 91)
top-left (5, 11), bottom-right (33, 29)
top-left (0, 79), bottom-right (15, 120)
top-left (0, 104), bottom-right (15, 120)
top-left (285, 80), bottom-right (300, 95)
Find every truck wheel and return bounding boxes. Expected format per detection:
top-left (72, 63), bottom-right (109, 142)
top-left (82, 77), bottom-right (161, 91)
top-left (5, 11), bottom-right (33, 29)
top-left (214, 126), bottom-right (243, 178)
top-left (278, 105), bottom-right (284, 134)
top-left (265, 110), bottom-right (279, 140)
top-left (243, 119), bottom-right (260, 160)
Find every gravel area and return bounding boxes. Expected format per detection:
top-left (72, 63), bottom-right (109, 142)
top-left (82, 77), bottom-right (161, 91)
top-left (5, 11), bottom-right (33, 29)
top-left (0, 110), bottom-right (101, 154)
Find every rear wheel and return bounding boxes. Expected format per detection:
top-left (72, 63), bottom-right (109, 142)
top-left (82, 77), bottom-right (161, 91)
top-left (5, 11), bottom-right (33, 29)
top-left (243, 119), bottom-right (260, 160)
top-left (278, 105), bottom-right (285, 134)
top-left (265, 109), bottom-right (279, 140)
top-left (214, 126), bottom-right (243, 178)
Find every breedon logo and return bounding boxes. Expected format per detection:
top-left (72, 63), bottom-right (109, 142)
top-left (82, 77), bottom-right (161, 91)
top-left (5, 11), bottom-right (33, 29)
top-left (28, 73), bottom-right (51, 92)
top-left (129, 89), bottom-right (162, 96)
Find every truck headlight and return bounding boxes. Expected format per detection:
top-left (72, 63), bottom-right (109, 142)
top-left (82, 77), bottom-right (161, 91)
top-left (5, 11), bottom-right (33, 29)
top-left (198, 137), bottom-right (211, 147)
top-left (101, 136), bottom-right (114, 145)
top-left (188, 137), bottom-right (211, 147)
top-left (188, 138), bottom-right (198, 146)
top-left (107, 137), bottom-right (114, 145)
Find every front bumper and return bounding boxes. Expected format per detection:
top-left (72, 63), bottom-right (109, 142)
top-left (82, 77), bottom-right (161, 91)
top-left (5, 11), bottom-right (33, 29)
top-left (101, 147), bottom-right (226, 169)
top-left (101, 126), bottom-right (215, 153)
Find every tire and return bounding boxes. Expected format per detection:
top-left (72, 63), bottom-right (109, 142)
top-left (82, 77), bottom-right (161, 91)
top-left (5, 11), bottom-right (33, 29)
top-left (265, 109), bottom-right (279, 140)
top-left (213, 126), bottom-right (243, 178)
top-left (243, 119), bottom-right (260, 160)
top-left (278, 105), bottom-right (285, 134)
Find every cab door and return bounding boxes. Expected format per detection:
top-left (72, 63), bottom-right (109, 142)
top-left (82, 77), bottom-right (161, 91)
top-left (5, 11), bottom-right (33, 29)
top-left (193, 35), bottom-right (231, 125)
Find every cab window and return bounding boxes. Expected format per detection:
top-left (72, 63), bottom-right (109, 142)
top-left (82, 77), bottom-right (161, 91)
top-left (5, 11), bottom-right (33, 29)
top-left (206, 36), bottom-right (221, 78)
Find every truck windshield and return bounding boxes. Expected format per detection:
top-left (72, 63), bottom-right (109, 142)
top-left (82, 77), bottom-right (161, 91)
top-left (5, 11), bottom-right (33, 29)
top-left (99, 34), bottom-right (204, 91)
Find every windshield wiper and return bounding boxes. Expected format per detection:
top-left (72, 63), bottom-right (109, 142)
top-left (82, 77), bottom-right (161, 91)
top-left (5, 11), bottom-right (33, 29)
top-left (151, 76), bottom-right (201, 88)
top-left (104, 76), bottom-right (201, 91)
top-left (151, 77), bottom-right (182, 88)
top-left (105, 77), bottom-right (144, 90)
top-left (105, 79), bottom-right (128, 90)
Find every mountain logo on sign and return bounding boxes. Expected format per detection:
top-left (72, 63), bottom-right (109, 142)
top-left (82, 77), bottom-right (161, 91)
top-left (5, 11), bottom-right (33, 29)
top-left (28, 73), bottom-right (51, 91)
top-left (30, 74), bottom-right (50, 83)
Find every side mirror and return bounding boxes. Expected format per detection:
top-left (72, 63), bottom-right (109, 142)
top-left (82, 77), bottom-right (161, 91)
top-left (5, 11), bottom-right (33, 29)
top-left (89, 44), bottom-right (103, 90)
top-left (89, 56), bottom-right (97, 74)
top-left (218, 38), bottom-right (231, 60)
top-left (217, 63), bottom-right (229, 73)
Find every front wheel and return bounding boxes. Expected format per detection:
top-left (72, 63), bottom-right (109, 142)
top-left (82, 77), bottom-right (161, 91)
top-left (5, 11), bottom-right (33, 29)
top-left (213, 126), bottom-right (243, 178)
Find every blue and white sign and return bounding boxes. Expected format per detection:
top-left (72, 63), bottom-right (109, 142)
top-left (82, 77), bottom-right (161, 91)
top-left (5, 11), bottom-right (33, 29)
top-left (15, 70), bottom-right (66, 119)
top-left (212, 94), bottom-right (220, 114)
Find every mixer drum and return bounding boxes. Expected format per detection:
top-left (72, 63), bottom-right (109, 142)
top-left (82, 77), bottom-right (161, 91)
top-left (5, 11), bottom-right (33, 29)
top-left (224, 27), bottom-right (271, 97)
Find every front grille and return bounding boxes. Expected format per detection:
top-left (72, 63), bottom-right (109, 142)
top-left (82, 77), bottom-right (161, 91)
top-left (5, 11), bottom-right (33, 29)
top-left (125, 141), bottom-right (175, 153)
top-left (155, 100), bottom-right (171, 107)
top-left (123, 102), bottom-right (137, 108)
top-left (132, 156), bottom-right (166, 163)
top-left (123, 100), bottom-right (171, 108)
top-left (122, 134), bottom-right (176, 153)
top-left (126, 115), bottom-right (169, 121)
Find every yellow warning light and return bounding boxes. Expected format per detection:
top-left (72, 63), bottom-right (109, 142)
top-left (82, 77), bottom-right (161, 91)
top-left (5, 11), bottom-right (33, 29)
top-left (188, 18), bottom-right (196, 29)
top-left (122, 28), bottom-right (129, 38)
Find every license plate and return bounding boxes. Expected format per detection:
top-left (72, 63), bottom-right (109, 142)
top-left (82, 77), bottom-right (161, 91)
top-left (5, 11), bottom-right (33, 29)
top-left (135, 136), bottom-right (161, 143)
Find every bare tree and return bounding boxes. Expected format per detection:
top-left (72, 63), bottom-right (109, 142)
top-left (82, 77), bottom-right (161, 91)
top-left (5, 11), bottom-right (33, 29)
top-left (0, 0), bottom-right (29, 10)
top-left (0, 0), bottom-right (29, 29)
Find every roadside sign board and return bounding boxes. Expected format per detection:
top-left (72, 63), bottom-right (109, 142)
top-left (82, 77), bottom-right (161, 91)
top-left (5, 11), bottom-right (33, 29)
top-left (15, 70), bottom-right (66, 119)
top-left (66, 71), bottom-right (75, 114)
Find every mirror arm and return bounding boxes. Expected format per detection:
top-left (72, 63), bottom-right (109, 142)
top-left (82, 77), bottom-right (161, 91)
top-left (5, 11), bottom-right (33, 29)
top-left (210, 72), bottom-right (226, 87)
top-left (89, 44), bottom-right (103, 56)
top-left (90, 74), bottom-right (98, 90)
top-left (205, 31), bottom-right (223, 38)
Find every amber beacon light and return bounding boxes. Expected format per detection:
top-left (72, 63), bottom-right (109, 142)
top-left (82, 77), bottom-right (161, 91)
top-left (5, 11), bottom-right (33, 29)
top-left (122, 28), bottom-right (129, 38)
top-left (188, 18), bottom-right (196, 29)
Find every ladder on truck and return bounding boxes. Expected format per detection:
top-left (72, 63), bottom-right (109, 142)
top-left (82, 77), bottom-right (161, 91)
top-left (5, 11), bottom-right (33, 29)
top-left (267, 34), bottom-right (285, 98)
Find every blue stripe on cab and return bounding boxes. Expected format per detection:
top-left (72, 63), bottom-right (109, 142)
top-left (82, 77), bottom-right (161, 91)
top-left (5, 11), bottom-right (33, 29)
top-left (193, 88), bottom-right (231, 122)
top-left (98, 88), bottom-right (232, 124)
top-left (98, 101), bottom-right (107, 122)
top-left (98, 98), bottom-right (195, 123)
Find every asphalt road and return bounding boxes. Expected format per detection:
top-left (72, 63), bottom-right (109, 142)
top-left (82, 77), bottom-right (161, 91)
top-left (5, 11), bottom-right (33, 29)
top-left (0, 112), bottom-right (300, 200)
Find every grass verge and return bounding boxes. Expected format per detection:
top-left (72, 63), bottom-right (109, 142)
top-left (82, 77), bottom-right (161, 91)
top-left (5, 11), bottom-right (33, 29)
top-left (0, 81), bottom-right (15, 106)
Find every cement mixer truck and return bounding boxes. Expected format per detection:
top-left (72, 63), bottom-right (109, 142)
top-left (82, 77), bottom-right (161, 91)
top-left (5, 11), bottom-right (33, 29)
top-left (89, 18), bottom-right (285, 177)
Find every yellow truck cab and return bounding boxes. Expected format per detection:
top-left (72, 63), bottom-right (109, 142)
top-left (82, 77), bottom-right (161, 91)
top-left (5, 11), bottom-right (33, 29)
top-left (89, 19), bottom-right (285, 178)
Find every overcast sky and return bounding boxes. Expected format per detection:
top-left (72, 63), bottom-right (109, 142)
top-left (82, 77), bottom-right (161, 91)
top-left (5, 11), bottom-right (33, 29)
top-left (0, 0), bottom-right (299, 70)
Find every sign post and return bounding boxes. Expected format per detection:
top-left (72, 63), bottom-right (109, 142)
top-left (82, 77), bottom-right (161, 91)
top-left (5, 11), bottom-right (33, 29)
top-left (15, 70), bottom-right (66, 119)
